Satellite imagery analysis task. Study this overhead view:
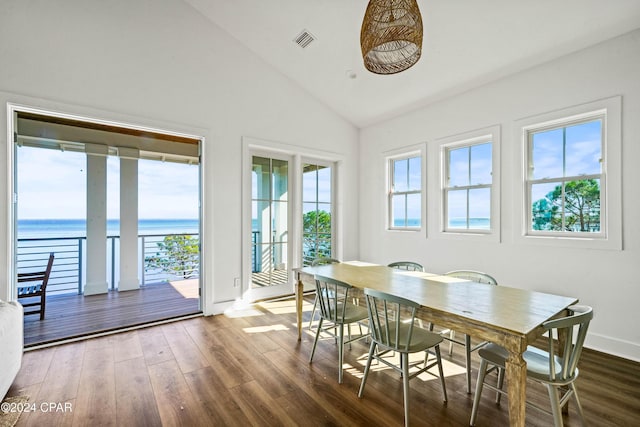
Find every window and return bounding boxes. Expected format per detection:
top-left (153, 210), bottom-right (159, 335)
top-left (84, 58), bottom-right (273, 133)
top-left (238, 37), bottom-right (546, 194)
top-left (527, 119), bottom-right (603, 235)
top-left (444, 141), bottom-right (492, 231)
top-left (302, 162), bottom-right (333, 266)
top-left (435, 125), bottom-right (500, 241)
top-left (516, 96), bottom-right (621, 249)
top-left (388, 153), bottom-right (422, 230)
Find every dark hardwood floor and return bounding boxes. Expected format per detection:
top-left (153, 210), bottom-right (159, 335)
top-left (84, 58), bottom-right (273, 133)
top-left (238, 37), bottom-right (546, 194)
top-left (22, 280), bottom-right (200, 347)
top-left (7, 295), bottom-right (640, 426)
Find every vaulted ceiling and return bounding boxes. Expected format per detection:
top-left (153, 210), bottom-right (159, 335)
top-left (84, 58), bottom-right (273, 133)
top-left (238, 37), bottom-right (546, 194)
top-left (184, 0), bottom-right (640, 128)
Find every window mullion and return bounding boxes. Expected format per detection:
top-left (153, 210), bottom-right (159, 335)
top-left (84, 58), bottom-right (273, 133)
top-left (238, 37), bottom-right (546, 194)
top-left (562, 127), bottom-right (567, 178)
top-left (404, 194), bottom-right (409, 226)
top-left (561, 182), bottom-right (566, 231)
top-left (406, 159), bottom-right (410, 192)
top-left (467, 148), bottom-right (471, 228)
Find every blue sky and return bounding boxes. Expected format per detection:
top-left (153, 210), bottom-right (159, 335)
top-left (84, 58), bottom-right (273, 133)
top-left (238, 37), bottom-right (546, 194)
top-left (530, 120), bottom-right (602, 207)
top-left (532, 120), bottom-right (601, 179)
top-left (17, 147), bottom-right (199, 219)
top-left (447, 143), bottom-right (492, 221)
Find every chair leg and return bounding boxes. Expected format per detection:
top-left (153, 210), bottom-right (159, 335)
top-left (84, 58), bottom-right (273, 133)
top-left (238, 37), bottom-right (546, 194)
top-left (402, 352), bottom-right (411, 427)
top-left (435, 345), bottom-right (447, 403)
top-left (309, 318), bottom-right (323, 363)
top-left (449, 330), bottom-right (455, 356)
top-left (40, 293), bottom-right (46, 320)
top-left (308, 295), bottom-right (318, 330)
top-left (470, 359), bottom-right (489, 426)
top-left (570, 383), bottom-right (586, 424)
top-left (496, 367), bottom-right (505, 404)
top-left (358, 341), bottom-right (376, 398)
top-left (338, 323), bottom-right (345, 384)
top-left (465, 334), bottom-right (472, 393)
top-left (546, 384), bottom-right (565, 427)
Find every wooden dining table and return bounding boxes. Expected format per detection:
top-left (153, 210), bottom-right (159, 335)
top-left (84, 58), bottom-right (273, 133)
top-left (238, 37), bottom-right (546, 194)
top-left (293, 261), bottom-right (578, 427)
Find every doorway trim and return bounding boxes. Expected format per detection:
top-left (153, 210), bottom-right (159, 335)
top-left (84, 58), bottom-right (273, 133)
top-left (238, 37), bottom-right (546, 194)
top-left (5, 100), bottom-right (208, 313)
top-left (241, 136), bottom-right (345, 302)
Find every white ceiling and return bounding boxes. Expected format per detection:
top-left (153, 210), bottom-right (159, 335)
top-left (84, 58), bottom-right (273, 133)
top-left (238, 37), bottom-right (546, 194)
top-left (184, 0), bottom-right (640, 128)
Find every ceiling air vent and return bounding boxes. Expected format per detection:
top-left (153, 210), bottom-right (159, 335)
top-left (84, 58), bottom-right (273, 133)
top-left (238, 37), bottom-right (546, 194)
top-left (294, 29), bottom-right (315, 48)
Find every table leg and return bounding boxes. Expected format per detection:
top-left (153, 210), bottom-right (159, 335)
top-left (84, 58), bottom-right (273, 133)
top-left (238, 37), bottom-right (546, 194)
top-left (506, 352), bottom-right (527, 427)
top-left (296, 274), bottom-right (303, 341)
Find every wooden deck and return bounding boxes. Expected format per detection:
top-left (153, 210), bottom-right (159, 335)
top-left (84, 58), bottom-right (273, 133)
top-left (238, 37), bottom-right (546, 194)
top-left (23, 280), bottom-right (201, 347)
top-left (251, 269), bottom-right (289, 288)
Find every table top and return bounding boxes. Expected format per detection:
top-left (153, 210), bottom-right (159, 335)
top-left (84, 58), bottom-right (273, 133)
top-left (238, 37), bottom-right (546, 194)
top-left (297, 261), bottom-right (578, 339)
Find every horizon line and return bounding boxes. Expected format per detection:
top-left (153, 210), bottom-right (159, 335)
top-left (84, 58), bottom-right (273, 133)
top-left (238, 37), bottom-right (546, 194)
top-left (18, 217), bottom-right (200, 221)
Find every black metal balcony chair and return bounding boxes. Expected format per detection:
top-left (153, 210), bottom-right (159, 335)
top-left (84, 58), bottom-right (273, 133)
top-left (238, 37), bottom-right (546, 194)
top-left (17, 252), bottom-right (55, 320)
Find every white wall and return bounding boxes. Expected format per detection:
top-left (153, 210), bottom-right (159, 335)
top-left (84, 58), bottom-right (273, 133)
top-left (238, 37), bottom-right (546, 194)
top-left (0, 0), bottom-right (359, 311)
top-left (359, 30), bottom-right (640, 361)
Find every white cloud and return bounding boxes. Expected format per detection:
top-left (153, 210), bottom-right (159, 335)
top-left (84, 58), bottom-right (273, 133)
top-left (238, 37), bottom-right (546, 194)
top-left (17, 147), bottom-right (199, 219)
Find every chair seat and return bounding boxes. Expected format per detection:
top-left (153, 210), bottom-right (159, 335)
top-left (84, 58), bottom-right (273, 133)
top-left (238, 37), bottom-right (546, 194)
top-left (325, 302), bottom-right (368, 324)
top-left (478, 343), bottom-right (567, 383)
top-left (18, 285), bottom-right (43, 296)
top-left (377, 322), bottom-right (443, 353)
top-left (344, 304), bottom-right (369, 323)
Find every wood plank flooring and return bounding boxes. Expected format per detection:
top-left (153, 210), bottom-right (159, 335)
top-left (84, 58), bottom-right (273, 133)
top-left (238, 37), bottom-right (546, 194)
top-left (22, 280), bottom-right (200, 347)
top-left (7, 296), bottom-right (640, 426)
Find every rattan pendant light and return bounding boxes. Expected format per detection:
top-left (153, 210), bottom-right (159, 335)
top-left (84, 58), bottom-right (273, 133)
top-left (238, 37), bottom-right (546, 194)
top-left (360, 0), bottom-right (423, 75)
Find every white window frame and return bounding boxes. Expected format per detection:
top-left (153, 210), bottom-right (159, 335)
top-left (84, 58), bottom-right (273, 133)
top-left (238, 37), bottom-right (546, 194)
top-left (432, 125), bottom-right (501, 242)
top-left (386, 146), bottom-right (425, 232)
top-left (514, 96), bottom-right (622, 250)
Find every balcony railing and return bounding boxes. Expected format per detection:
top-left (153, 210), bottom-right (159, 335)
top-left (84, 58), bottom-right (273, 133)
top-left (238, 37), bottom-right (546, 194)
top-left (16, 233), bottom-right (200, 296)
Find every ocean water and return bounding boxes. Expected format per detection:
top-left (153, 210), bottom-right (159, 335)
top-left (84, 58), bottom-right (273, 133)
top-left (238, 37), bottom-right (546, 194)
top-left (448, 218), bottom-right (490, 229)
top-left (393, 218), bottom-right (491, 229)
top-left (18, 218), bottom-right (200, 239)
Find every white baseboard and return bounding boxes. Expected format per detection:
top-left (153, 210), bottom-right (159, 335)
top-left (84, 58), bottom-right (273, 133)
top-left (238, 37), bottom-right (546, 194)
top-left (586, 332), bottom-right (640, 363)
top-left (207, 299), bottom-right (236, 315)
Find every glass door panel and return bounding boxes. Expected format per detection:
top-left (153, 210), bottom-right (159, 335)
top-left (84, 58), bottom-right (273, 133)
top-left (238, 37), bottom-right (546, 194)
top-left (302, 163), bottom-right (332, 266)
top-left (251, 156), bottom-right (289, 287)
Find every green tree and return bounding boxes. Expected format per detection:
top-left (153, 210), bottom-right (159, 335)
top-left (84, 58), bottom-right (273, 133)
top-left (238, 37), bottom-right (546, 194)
top-left (303, 210), bottom-right (332, 263)
top-left (145, 234), bottom-right (199, 279)
top-left (532, 197), bottom-right (557, 231)
top-left (532, 179), bottom-right (600, 232)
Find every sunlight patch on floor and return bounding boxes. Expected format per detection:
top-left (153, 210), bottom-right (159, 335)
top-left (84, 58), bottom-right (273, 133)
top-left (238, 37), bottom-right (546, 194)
top-left (344, 362), bottom-right (366, 379)
top-left (168, 278), bottom-right (199, 298)
top-left (353, 350), bottom-right (467, 382)
top-left (303, 323), bottom-right (368, 342)
top-left (258, 299), bottom-right (313, 315)
top-left (224, 299), bottom-right (265, 318)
